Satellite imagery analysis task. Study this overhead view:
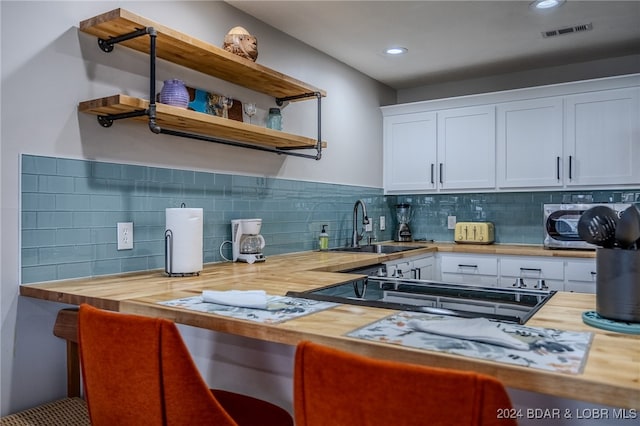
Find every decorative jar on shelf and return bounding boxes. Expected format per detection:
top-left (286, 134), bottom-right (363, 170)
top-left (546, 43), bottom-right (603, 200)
top-left (159, 79), bottom-right (189, 108)
top-left (267, 108), bottom-right (282, 131)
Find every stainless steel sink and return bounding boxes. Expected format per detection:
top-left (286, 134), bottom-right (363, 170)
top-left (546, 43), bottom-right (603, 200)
top-left (328, 244), bottom-right (421, 254)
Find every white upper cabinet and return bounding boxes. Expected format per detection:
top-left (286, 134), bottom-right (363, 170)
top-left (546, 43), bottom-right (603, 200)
top-left (382, 74), bottom-right (639, 194)
top-left (437, 106), bottom-right (496, 190)
top-left (564, 87), bottom-right (640, 187)
top-left (383, 112), bottom-right (437, 192)
top-left (497, 98), bottom-right (564, 189)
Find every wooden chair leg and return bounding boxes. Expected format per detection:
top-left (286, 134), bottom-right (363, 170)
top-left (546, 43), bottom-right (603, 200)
top-left (53, 309), bottom-right (80, 398)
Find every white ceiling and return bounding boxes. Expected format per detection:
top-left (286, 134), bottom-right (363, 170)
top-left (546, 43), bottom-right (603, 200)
top-left (226, 0), bottom-right (640, 89)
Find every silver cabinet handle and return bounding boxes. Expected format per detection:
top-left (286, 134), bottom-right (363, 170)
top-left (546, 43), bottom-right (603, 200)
top-left (430, 163), bottom-right (435, 184)
top-left (556, 156), bottom-right (561, 180)
top-left (439, 163), bottom-right (443, 184)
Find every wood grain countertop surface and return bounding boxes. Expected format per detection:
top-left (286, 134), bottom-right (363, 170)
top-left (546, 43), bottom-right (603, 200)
top-left (21, 242), bottom-right (638, 409)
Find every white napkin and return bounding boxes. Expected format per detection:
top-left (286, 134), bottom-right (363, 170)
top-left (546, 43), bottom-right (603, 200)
top-left (202, 290), bottom-right (268, 309)
top-left (407, 317), bottom-right (529, 350)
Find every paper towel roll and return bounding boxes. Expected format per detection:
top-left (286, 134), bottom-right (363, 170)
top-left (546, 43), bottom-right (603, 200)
top-left (165, 207), bottom-right (203, 274)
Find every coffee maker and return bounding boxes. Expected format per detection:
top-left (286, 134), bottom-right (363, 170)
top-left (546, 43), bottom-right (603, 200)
top-left (231, 219), bottom-right (266, 264)
top-left (395, 203), bottom-right (413, 242)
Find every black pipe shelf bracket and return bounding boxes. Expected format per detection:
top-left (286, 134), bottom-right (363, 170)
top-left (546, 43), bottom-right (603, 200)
top-left (93, 25), bottom-right (323, 160)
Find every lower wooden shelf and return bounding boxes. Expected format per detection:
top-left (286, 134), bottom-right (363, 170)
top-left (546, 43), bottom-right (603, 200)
top-left (78, 94), bottom-right (326, 151)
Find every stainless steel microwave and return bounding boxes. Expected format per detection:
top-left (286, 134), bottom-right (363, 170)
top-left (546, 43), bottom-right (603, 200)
top-left (543, 203), bottom-right (631, 250)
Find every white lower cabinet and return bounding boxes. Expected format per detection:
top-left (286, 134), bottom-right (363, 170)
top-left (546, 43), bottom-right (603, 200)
top-left (385, 254), bottom-right (435, 280)
top-left (565, 258), bottom-right (597, 293)
top-left (498, 256), bottom-right (564, 291)
top-left (438, 253), bottom-right (499, 286)
top-left (436, 253), bottom-right (597, 293)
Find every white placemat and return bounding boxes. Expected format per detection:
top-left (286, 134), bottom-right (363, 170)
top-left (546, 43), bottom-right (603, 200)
top-left (158, 294), bottom-right (337, 324)
top-left (347, 311), bottom-right (593, 374)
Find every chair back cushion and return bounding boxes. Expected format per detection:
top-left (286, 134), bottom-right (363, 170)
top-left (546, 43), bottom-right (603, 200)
top-left (78, 304), bottom-right (237, 426)
top-left (294, 341), bottom-right (516, 426)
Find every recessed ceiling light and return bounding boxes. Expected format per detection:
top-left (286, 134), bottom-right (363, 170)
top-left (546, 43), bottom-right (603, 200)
top-left (530, 0), bottom-right (565, 10)
top-left (385, 47), bottom-right (408, 55)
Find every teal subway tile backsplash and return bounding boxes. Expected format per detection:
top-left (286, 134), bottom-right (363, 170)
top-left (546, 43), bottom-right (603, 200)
top-left (21, 154), bottom-right (640, 284)
top-left (21, 155), bottom-right (391, 283)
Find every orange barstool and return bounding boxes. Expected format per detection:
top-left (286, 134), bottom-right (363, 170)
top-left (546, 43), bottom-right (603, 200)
top-left (294, 340), bottom-right (516, 426)
top-left (78, 304), bottom-right (292, 426)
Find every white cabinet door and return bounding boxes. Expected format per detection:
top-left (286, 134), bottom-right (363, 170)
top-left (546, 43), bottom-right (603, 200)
top-left (385, 254), bottom-right (435, 280)
top-left (437, 106), bottom-right (496, 190)
top-left (565, 259), bottom-right (597, 293)
top-left (412, 256), bottom-right (435, 280)
top-left (496, 98), bottom-right (564, 188)
top-left (498, 256), bottom-right (564, 291)
top-left (383, 112), bottom-right (437, 192)
top-left (564, 87), bottom-right (640, 186)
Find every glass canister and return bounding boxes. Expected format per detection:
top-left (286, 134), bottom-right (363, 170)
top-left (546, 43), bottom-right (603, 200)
top-left (267, 108), bottom-right (282, 131)
top-left (159, 79), bottom-right (190, 108)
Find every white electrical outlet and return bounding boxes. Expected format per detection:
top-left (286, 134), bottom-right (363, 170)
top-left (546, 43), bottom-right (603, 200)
top-left (447, 216), bottom-right (457, 230)
top-left (379, 216), bottom-right (386, 231)
top-left (117, 222), bottom-right (134, 250)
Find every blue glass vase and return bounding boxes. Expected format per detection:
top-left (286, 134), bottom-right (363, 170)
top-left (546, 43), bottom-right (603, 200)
top-left (159, 79), bottom-right (189, 108)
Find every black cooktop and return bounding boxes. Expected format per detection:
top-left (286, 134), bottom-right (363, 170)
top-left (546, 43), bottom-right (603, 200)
top-left (287, 277), bottom-right (556, 324)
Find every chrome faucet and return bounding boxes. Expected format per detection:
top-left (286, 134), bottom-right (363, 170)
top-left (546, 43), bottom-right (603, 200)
top-left (352, 199), bottom-right (370, 247)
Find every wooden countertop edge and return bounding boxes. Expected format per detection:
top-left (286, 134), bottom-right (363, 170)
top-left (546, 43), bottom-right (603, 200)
top-left (120, 299), bottom-right (639, 409)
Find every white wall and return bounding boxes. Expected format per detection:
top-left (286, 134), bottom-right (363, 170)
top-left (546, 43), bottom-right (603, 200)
top-left (0, 0), bottom-right (394, 414)
top-left (397, 53), bottom-right (640, 103)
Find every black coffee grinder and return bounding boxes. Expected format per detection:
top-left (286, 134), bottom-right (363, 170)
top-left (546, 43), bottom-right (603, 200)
top-left (395, 203), bottom-right (413, 242)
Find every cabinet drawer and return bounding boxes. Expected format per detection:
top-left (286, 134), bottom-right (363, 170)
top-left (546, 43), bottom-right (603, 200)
top-left (565, 260), bottom-right (597, 282)
top-left (440, 255), bottom-right (498, 276)
top-left (500, 257), bottom-right (564, 280)
top-left (565, 281), bottom-right (596, 294)
top-left (442, 273), bottom-right (498, 287)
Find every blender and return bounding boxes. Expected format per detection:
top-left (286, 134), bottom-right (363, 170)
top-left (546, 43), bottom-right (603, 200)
top-left (395, 203), bottom-right (413, 242)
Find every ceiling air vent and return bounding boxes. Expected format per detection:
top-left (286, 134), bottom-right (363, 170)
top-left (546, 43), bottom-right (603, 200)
top-left (542, 23), bottom-right (593, 38)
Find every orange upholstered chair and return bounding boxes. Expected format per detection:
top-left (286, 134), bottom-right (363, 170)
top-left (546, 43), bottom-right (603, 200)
top-left (78, 304), bottom-right (292, 426)
top-left (294, 340), bottom-right (517, 426)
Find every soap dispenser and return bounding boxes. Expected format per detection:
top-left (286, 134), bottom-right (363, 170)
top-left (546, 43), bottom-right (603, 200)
top-left (319, 224), bottom-right (329, 251)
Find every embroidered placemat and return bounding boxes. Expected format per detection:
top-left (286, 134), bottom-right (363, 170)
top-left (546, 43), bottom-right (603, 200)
top-left (158, 295), bottom-right (337, 324)
top-left (346, 312), bottom-right (593, 374)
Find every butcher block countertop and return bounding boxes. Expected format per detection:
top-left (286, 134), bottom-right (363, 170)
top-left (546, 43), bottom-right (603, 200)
top-left (21, 243), bottom-right (637, 410)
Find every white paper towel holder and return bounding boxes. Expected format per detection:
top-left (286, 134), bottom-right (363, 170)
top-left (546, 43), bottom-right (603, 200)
top-left (165, 203), bottom-right (202, 277)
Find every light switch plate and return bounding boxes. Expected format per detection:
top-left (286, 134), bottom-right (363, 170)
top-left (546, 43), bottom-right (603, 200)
top-left (117, 222), bottom-right (134, 250)
top-left (447, 216), bottom-right (457, 230)
top-left (379, 216), bottom-right (386, 231)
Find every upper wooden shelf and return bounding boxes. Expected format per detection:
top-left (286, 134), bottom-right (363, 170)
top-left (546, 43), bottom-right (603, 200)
top-left (78, 94), bottom-right (325, 150)
top-left (79, 8), bottom-right (326, 100)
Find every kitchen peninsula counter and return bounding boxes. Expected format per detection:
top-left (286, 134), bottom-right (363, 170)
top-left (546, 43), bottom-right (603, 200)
top-left (20, 243), bottom-right (636, 409)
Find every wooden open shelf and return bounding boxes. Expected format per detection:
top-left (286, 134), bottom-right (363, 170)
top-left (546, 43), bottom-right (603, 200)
top-left (79, 8), bottom-right (326, 100)
top-left (79, 94), bottom-right (326, 150)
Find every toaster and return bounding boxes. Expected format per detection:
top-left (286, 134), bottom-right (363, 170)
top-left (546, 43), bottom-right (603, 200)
top-left (454, 222), bottom-right (495, 244)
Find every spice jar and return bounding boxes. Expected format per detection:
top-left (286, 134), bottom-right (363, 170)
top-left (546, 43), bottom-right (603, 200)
top-left (267, 108), bottom-right (282, 131)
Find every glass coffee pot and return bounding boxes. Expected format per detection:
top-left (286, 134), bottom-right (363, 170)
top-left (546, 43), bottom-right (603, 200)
top-left (239, 233), bottom-right (265, 254)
